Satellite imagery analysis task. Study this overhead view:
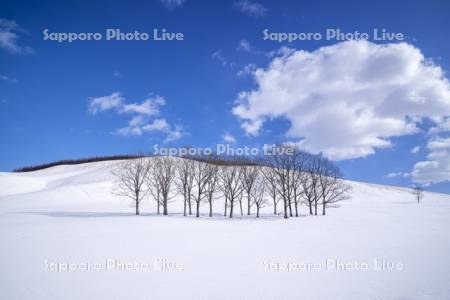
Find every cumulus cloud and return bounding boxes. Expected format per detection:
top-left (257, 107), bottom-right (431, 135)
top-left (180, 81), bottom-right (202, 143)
top-left (234, 0), bottom-right (267, 18)
top-left (88, 92), bottom-right (182, 142)
top-left (160, 0), bottom-right (186, 9)
top-left (411, 137), bottom-right (450, 185)
top-left (428, 117), bottom-right (450, 135)
top-left (223, 132), bottom-right (237, 143)
top-left (232, 40), bottom-right (450, 160)
top-left (0, 18), bottom-right (33, 54)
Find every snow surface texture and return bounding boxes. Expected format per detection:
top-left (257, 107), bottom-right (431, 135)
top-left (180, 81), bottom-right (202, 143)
top-left (0, 159), bottom-right (449, 300)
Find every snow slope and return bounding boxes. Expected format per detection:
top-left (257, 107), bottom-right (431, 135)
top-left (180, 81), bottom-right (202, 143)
top-left (0, 159), bottom-right (449, 300)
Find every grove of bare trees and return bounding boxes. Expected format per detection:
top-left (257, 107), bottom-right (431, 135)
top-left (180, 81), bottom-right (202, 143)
top-left (111, 149), bottom-right (351, 219)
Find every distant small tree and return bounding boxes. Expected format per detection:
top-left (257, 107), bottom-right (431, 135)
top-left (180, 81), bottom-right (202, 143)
top-left (413, 186), bottom-right (424, 203)
top-left (111, 157), bottom-right (150, 215)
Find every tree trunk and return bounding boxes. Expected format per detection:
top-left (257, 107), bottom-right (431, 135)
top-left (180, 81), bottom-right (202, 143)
top-left (295, 201), bottom-right (298, 217)
top-left (163, 198), bottom-right (168, 215)
top-left (256, 206), bottom-right (260, 218)
top-left (209, 200), bottom-right (212, 217)
top-left (135, 192), bottom-right (140, 215)
top-left (157, 202), bottom-right (160, 215)
top-left (247, 195), bottom-right (251, 215)
top-left (188, 192), bottom-right (192, 215)
top-left (322, 202), bottom-right (326, 215)
top-left (239, 199), bottom-right (243, 216)
top-left (314, 200), bottom-right (318, 215)
top-left (209, 196), bottom-right (213, 217)
top-left (288, 200), bottom-right (293, 217)
top-left (224, 196), bottom-right (228, 216)
top-left (196, 201), bottom-right (200, 218)
top-left (309, 202), bottom-right (313, 215)
top-left (229, 200), bottom-right (234, 218)
top-left (273, 198), bottom-right (277, 215)
top-left (183, 196), bottom-right (187, 216)
top-left (283, 198), bottom-right (288, 219)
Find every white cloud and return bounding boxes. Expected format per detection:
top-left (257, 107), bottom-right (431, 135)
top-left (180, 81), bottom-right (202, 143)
top-left (116, 116), bottom-right (144, 136)
top-left (237, 63), bottom-right (256, 77)
top-left (223, 132), bottom-right (237, 143)
top-left (0, 18), bottom-right (33, 54)
top-left (113, 71), bottom-right (123, 78)
top-left (160, 0), bottom-right (186, 9)
top-left (411, 137), bottom-right (450, 184)
top-left (386, 172), bottom-right (410, 178)
top-left (143, 119), bottom-right (183, 142)
top-left (122, 96), bottom-right (165, 116)
top-left (0, 74), bottom-right (18, 83)
top-left (212, 50), bottom-right (235, 68)
top-left (88, 92), bottom-right (125, 114)
top-left (88, 93), bottom-right (165, 116)
top-left (164, 126), bottom-right (183, 143)
top-left (237, 39), bottom-right (251, 52)
top-left (411, 146), bottom-right (421, 154)
top-left (232, 41), bottom-right (450, 160)
top-left (143, 118), bottom-right (170, 131)
top-left (428, 117), bottom-right (450, 135)
top-left (89, 93), bottom-right (182, 142)
top-left (234, 1), bottom-right (267, 18)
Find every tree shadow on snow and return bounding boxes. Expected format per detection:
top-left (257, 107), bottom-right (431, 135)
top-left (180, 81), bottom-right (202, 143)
top-left (20, 211), bottom-right (304, 221)
top-left (21, 211), bottom-right (150, 218)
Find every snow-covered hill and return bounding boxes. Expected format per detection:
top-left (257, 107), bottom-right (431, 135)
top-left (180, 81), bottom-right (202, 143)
top-left (0, 159), bottom-right (449, 300)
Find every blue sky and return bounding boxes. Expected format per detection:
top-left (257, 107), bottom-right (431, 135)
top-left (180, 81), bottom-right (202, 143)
top-left (1, 0), bottom-right (450, 193)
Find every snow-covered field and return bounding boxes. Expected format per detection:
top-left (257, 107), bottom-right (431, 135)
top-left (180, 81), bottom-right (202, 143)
top-left (0, 159), bottom-right (449, 300)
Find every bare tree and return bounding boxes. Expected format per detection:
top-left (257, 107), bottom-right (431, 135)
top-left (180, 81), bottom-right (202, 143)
top-left (250, 175), bottom-right (267, 218)
top-left (300, 170), bottom-right (316, 215)
top-left (308, 155), bottom-right (324, 215)
top-left (111, 157), bottom-right (151, 215)
top-left (301, 154), bottom-right (320, 215)
top-left (261, 166), bottom-right (281, 215)
top-left (242, 166), bottom-right (260, 215)
top-left (205, 163), bottom-right (220, 217)
top-left (219, 165), bottom-right (245, 218)
top-left (191, 161), bottom-right (212, 217)
top-left (238, 193), bottom-right (244, 216)
top-left (315, 155), bottom-right (351, 215)
top-left (291, 153), bottom-right (309, 217)
top-left (264, 146), bottom-right (303, 219)
top-left (413, 186), bottom-right (424, 203)
top-left (175, 158), bottom-right (195, 216)
top-left (148, 157), bottom-right (176, 215)
top-left (146, 159), bottom-right (161, 214)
